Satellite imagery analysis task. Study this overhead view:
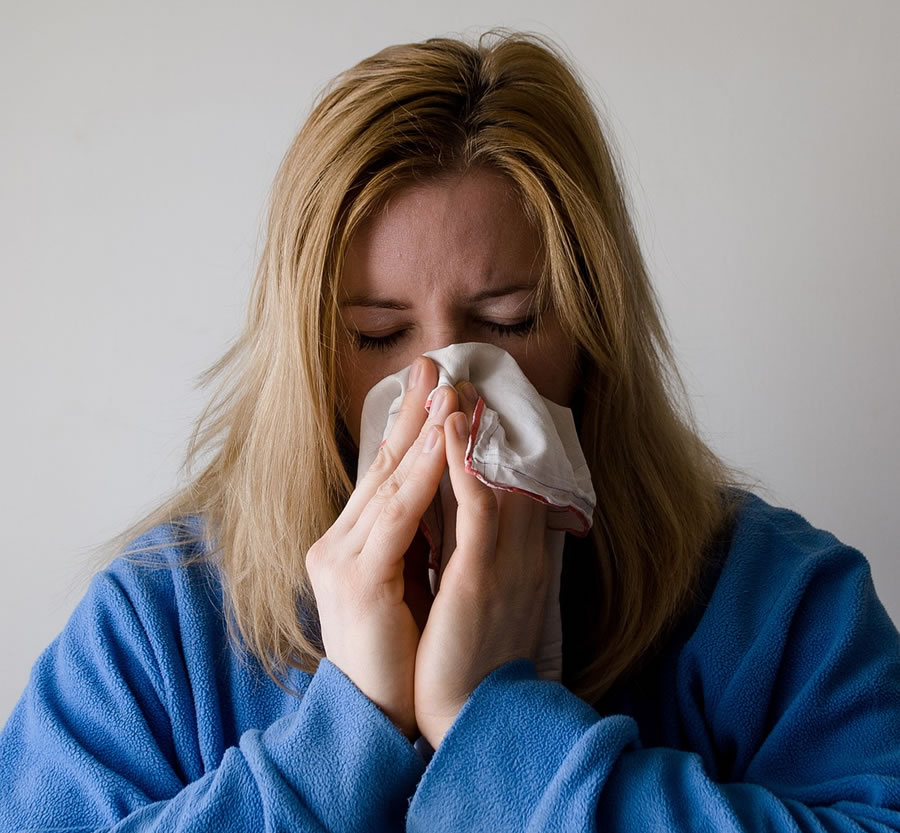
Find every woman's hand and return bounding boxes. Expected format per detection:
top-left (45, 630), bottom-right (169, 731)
top-left (415, 382), bottom-right (553, 748)
top-left (305, 356), bottom-right (459, 741)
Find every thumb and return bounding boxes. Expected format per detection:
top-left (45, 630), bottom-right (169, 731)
top-left (443, 411), bottom-right (499, 569)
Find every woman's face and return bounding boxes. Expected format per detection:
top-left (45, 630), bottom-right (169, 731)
top-left (336, 167), bottom-right (580, 447)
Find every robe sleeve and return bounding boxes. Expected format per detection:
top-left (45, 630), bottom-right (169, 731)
top-left (407, 509), bottom-right (900, 832)
top-left (0, 569), bottom-right (425, 832)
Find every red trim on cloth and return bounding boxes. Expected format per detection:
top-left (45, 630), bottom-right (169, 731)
top-left (463, 396), bottom-right (590, 537)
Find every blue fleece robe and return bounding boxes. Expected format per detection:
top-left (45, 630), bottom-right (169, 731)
top-left (1, 491), bottom-right (899, 831)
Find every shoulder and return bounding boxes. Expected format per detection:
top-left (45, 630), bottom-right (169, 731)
top-left (687, 490), bottom-right (897, 710)
top-left (101, 514), bottom-right (218, 598)
top-left (713, 490), bottom-right (875, 619)
top-left (729, 489), bottom-right (859, 560)
top-left (80, 516), bottom-right (225, 664)
top-left (665, 491), bottom-right (900, 785)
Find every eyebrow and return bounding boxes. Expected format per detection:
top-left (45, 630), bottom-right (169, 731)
top-left (340, 283), bottom-right (537, 309)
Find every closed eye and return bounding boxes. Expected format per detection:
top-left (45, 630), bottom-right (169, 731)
top-left (352, 317), bottom-right (537, 352)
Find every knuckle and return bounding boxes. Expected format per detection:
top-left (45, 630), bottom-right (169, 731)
top-left (305, 539), bottom-right (321, 561)
top-left (370, 444), bottom-right (400, 476)
top-left (374, 476), bottom-right (401, 503)
top-left (471, 489), bottom-right (498, 518)
top-left (457, 566), bottom-right (499, 604)
top-left (378, 494), bottom-right (409, 525)
top-left (304, 541), bottom-right (323, 575)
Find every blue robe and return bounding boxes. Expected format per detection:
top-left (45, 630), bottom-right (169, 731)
top-left (2, 491), bottom-right (899, 831)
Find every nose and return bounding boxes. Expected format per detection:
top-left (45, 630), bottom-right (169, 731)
top-left (416, 324), bottom-right (479, 356)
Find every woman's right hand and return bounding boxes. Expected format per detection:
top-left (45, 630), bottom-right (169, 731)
top-left (305, 356), bottom-right (459, 741)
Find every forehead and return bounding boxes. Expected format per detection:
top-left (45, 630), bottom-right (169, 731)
top-left (339, 169), bottom-right (543, 299)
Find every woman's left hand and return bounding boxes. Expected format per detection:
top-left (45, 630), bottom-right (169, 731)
top-left (414, 383), bottom-right (553, 749)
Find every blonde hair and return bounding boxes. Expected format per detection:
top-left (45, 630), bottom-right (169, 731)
top-left (103, 29), bottom-right (759, 705)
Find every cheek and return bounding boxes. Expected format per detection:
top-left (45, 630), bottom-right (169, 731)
top-left (336, 354), bottom-right (400, 447)
top-left (515, 340), bottom-right (579, 407)
top-left (519, 361), bottom-right (571, 406)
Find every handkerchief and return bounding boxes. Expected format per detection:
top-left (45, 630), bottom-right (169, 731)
top-left (357, 341), bottom-right (596, 680)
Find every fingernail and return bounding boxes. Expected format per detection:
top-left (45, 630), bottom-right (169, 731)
top-left (454, 413), bottom-right (468, 440)
top-left (409, 359), bottom-right (422, 389)
top-left (457, 381), bottom-right (477, 408)
top-left (424, 424), bottom-right (440, 452)
top-left (429, 385), bottom-right (449, 417)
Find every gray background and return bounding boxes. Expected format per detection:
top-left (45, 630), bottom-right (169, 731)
top-left (2, 0), bottom-right (897, 723)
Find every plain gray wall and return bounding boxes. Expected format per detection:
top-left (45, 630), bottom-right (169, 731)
top-left (2, 0), bottom-right (897, 724)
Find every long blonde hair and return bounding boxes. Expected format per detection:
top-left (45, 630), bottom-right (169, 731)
top-left (103, 29), bottom-right (759, 705)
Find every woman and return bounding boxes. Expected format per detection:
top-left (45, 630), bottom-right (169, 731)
top-left (2, 30), bottom-right (898, 831)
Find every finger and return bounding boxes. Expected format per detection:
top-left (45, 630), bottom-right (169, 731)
top-left (498, 491), bottom-right (551, 598)
top-left (528, 497), bottom-right (550, 554)
top-left (446, 379), bottom-right (480, 481)
top-left (337, 355), bottom-right (437, 530)
top-left (454, 379), bottom-right (479, 427)
top-left (443, 410), bottom-right (499, 570)
top-left (496, 490), bottom-right (548, 566)
top-left (350, 383), bottom-right (460, 546)
top-left (360, 422), bottom-right (449, 576)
